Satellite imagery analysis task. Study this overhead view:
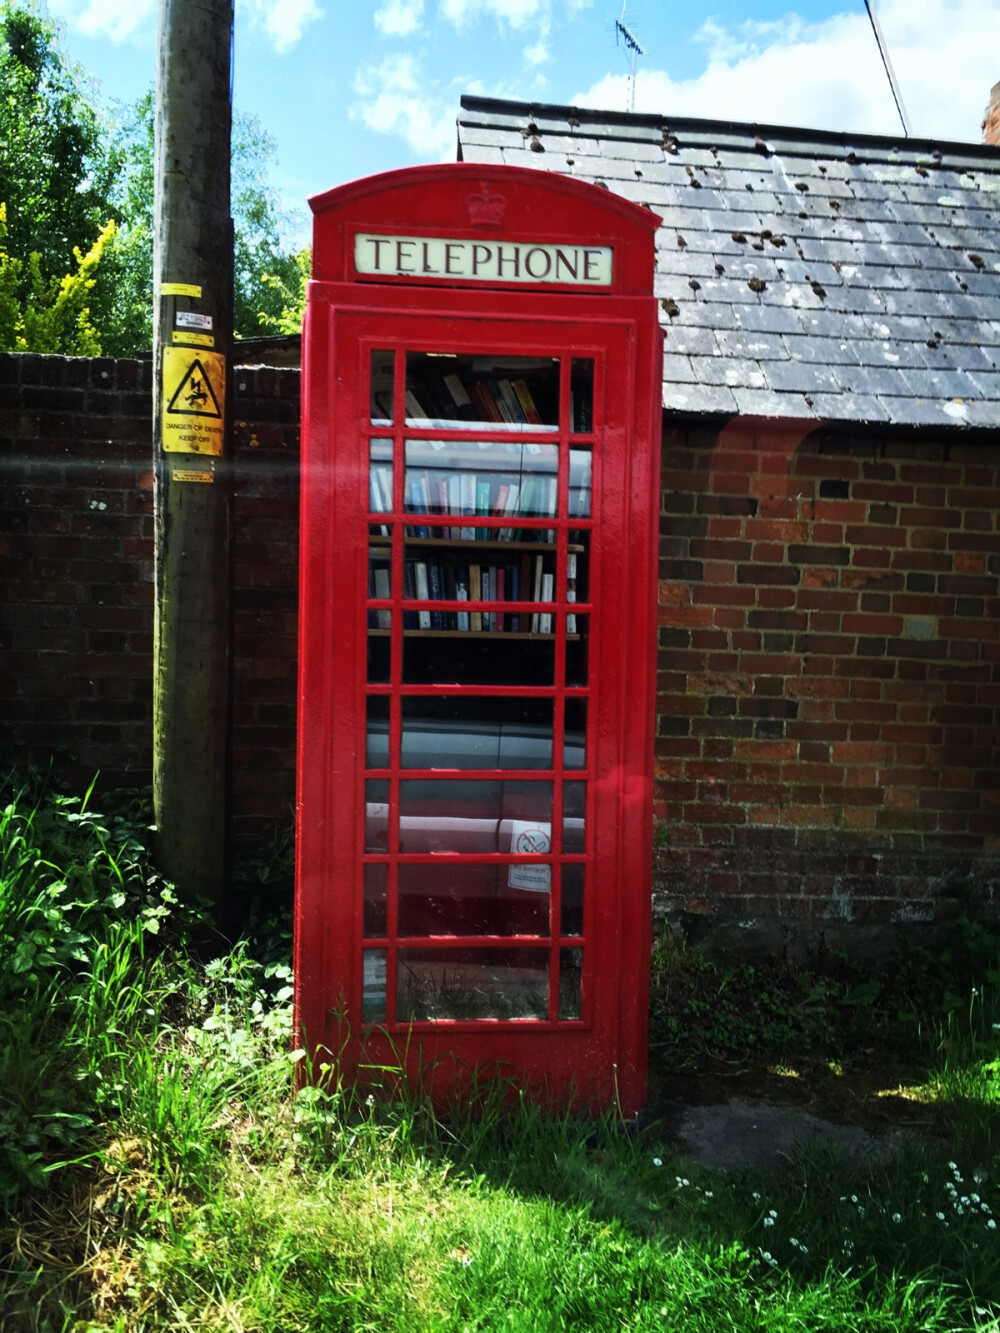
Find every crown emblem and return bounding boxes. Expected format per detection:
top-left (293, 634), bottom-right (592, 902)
top-left (466, 185), bottom-right (507, 229)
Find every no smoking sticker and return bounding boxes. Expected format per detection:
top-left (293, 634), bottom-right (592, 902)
top-left (161, 346), bottom-right (225, 455)
top-left (508, 821), bottom-right (552, 892)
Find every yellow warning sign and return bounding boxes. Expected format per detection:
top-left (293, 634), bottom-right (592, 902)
top-left (172, 330), bottom-right (215, 348)
top-left (161, 347), bottom-right (225, 455)
top-left (162, 282), bottom-right (203, 298)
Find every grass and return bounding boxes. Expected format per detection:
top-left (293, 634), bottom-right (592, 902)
top-left (2, 770), bottom-right (1000, 1331)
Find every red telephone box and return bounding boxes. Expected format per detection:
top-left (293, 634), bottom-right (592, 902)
top-left (295, 164), bottom-right (662, 1117)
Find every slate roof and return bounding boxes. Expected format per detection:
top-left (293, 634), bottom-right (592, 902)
top-left (457, 96), bottom-right (1000, 429)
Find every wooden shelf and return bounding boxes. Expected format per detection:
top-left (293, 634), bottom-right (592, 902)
top-left (368, 629), bottom-right (581, 641)
top-left (370, 535), bottom-right (585, 553)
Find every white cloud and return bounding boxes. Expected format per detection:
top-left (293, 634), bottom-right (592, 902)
top-left (242, 0), bottom-right (323, 53)
top-left (441, 0), bottom-right (546, 31)
top-left (524, 37), bottom-right (550, 66)
top-left (375, 0), bottom-right (425, 37)
top-left (575, 0), bottom-right (1000, 144)
top-left (351, 54), bottom-right (457, 159)
top-left (46, 0), bottom-right (154, 44)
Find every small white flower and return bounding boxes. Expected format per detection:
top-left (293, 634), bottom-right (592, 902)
top-left (764, 1216), bottom-right (774, 1227)
top-left (949, 1161), bottom-right (958, 1171)
top-left (703, 1190), bottom-right (714, 1198)
top-left (752, 1192), bottom-right (761, 1201)
top-left (850, 1194), bottom-right (858, 1204)
top-left (769, 1209), bottom-right (778, 1218)
top-left (988, 1219), bottom-right (997, 1230)
top-left (892, 1213), bottom-right (902, 1224)
top-left (937, 1212), bottom-right (946, 1221)
top-left (652, 1157), bottom-right (663, 1167)
top-left (972, 1194), bottom-right (981, 1204)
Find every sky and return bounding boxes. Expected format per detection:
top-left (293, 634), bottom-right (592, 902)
top-left (41, 0), bottom-right (1000, 245)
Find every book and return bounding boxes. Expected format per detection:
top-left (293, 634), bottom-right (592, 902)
top-left (428, 560), bottom-right (445, 630)
top-left (539, 571), bottom-right (554, 635)
top-left (402, 561), bottom-right (417, 629)
top-left (530, 554), bottom-right (544, 634)
top-left (566, 552), bottom-right (577, 635)
top-left (476, 478), bottom-right (491, 540)
top-left (469, 563), bottom-right (482, 632)
top-left (414, 562), bottom-right (431, 629)
top-left (499, 482), bottom-right (520, 541)
top-left (443, 372), bottom-right (475, 419)
top-left (459, 472), bottom-right (477, 541)
top-left (512, 378), bottom-right (543, 426)
top-left (455, 581), bottom-right (469, 631)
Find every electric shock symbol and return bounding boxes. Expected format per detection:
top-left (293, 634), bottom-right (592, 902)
top-left (166, 356), bottom-right (222, 418)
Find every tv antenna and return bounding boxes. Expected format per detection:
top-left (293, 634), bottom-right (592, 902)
top-left (615, 4), bottom-right (644, 113)
top-left (864, 0), bottom-right (912, 136)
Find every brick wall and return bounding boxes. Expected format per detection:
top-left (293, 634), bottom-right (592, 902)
top-left (4, 352), bottom-right (999, 922)
top-left (1, 352), bottom-right (300, 845)
top-left (655, 419), bottom-right (1000, 926)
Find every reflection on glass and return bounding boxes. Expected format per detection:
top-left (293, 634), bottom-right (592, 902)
top-left (564, 699), bottom-right (586, 769)
top-left (398, 779), bottom-right (551, 852)
top-left (363, 863), bottom-right (388, 937)
top-left (561, 864), bottom-right (585, 936)
top-left (405, 352), bottom-right (559, 430)
top-left (369, 438), bottom-right (393, 532)
top-left (366, 696), bottom-right (391, 768)
top-left (563, 782), bottom-right (586, 854)
top-left (403, 440), bottom-right (559, 541)
top-left (400, 697), bottom-right (553, 770)
top-left (565, 615), bottom-right (589, 687)
top-left (570, 359), bottom-right (594, 434)
top-left (397, 948), bottom-right (548, 1020)
top-left (370, 350), bottom-right (394, 423)
top-left (362, 948), bottom-right (387, 1022)
top-left (397, 863), bottom-right (548, 937)
top-left (569, 450), bottom-right (592, 519)
top-left (364, 780), bottom-right (390, 854)
top-left (403, 634), bottom-right (555, 686)
top-left (559, 948), bottom-right (583, 1019)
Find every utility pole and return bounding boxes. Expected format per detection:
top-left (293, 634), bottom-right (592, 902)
top-left (152, 0), bottom-right (234, 910)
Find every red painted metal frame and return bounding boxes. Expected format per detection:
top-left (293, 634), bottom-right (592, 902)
top-left (296, 165), bottom-right (661, 1117)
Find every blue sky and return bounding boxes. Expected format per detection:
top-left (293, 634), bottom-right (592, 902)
top-left (43, 0), bottom-right (1000, 244)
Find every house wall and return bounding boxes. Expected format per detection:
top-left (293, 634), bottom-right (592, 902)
top-left (656, 419), bottom-right (1000, 931)
top-left (3, 352), bottom-right (998, 924)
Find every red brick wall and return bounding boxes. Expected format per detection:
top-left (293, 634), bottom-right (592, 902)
top-left (1, 352), bottom-right (300, 846)
top-left (655, 420), bottom-right (1000, 924)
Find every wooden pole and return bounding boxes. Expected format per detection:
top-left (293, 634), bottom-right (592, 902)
top-left (152, 0), bottom-right (233, 909)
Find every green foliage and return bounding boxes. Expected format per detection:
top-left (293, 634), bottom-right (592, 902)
top-left (0, 2), bottom-right (110, 293)
top-left (0, 6), bottom-right (307, 357)
top-left (0, 200), bottom-right (114, 352)
top-left (4, 771), bottom-right (1000, 1330)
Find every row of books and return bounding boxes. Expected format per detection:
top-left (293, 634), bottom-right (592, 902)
top-left (374, 371), bottom-right (552, 428)
top-left (371, 464), bottom-right (563, 540)
top-left (369, 552), bottom-right (579, 635)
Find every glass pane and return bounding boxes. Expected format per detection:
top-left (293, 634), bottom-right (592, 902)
top-left (403, 633), bottom-right (555, 686)
top-left (398, 863), bottom-right (548, 937)
top-left (563, 782), bottom-right (586, 854)
top-left (370, 350), bottom-right (394, 423)
top-left (368, 543), bottom-right (391, 630)
top-left (403, 439), bottom-right (558, 540)
top-left (397, 948), bottom-right (549, 1021)
top-left (570, 359), bottom-right (594, 434)
top-left (363, 863), bottom-right (388, 937)
top-left (569, 450), bottom-right (592, 519)
top-left (366, 696), bottom-right (391, 768)
top-left (564, 699), bottom-right (586, 768)
top-left (369, 439), bottom-right (393, 526)
top-left (565, 615), bottom-right (589, 687)
top-left (362, 949), bottom-right (387, 1022)
top-left (405, 352), bottom-right (559, 430)
top-left (364, 780), bottom-right (390, 854)
top-left (367, 634), bottom-right (390, 684)
top-left (559, 947), bottom-right (583, 1019)
top-left (397, 779), bottom-right (552, 850)
top-left (400, 697), bottom-right (553, 769)
top-left (561, 864), bottom-right (584, 936)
